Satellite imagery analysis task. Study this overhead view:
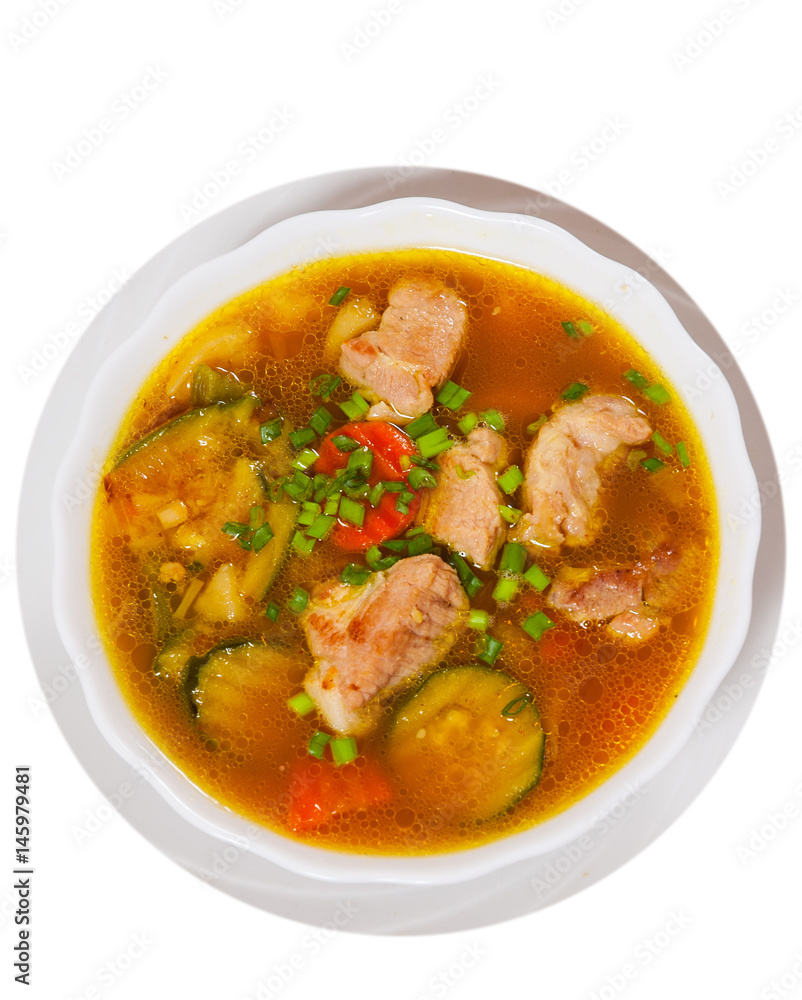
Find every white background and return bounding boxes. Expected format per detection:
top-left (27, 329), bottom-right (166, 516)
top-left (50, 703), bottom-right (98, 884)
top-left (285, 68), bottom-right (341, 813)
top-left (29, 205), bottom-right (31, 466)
top-left (3, 0), bottom-right (801, 997)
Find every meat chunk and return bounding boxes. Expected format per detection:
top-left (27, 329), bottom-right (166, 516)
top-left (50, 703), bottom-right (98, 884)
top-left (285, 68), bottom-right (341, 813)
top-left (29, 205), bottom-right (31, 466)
top-left (417, 427), bottom-right (508, 570)
top-left (338, 278), bottom-right (467, 423)
top-left (510, 394), bottom-right (652, 549)
top-left (301, 554), bottom-right (468, 733)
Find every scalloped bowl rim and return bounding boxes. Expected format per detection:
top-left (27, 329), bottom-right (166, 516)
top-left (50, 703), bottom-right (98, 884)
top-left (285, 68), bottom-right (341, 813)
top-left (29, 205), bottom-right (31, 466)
top-left (52, 196), bottom-right (761, 886)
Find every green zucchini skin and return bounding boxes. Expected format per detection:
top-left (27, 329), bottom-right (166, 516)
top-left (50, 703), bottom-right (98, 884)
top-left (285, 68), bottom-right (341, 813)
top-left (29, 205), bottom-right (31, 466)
top-left (385, 664), bottom-right (546, 822)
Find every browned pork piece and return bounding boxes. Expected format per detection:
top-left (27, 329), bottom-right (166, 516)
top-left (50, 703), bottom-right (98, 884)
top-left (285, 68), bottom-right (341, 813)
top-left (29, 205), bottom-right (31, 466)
top-left (301, 554), bottom-right (468, 733)
top-left (417, 426), bottom-right (508, 570)
top-left (338, 277), bottom-right (467, 423)
top-left (510, 394), bottom-right (652, 550)
top-left (546, 543), bottom-right (684, 641)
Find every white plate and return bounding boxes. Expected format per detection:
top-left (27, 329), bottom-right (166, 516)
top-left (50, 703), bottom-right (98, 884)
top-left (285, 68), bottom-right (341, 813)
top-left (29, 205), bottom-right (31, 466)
top-left (21, 167), bottom-right (785, 932)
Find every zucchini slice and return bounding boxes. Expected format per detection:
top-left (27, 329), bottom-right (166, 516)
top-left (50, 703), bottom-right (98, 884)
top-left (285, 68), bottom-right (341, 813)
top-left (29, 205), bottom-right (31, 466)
top-left (385, 665), bottom-right (545, 821)
top-left (185, 640), bottom-right (299, 742)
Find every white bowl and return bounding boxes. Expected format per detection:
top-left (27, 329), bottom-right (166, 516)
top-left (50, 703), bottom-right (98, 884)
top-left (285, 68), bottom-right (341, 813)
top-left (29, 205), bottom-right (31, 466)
top-left (52, 196), bottom-right (761, 886)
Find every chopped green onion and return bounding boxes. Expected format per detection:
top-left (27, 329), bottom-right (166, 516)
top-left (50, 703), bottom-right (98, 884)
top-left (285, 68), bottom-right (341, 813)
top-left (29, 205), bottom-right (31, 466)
top-left (312, 473), bottom-right (330, 502)
top-left (455, 464), bottom-right (476, 480)
top-left (338, 496), bottom-right (365, 526)
top-left (289, 427), bottom-right (317, 450)
top-left (480, 408), bottom-right (506, 432)
top-left (407, 532), bottom-right (433, 556)
top-left (467, 608), bottom-right (489, 631)
top-left (366, 545), bottom-right (399, 571)
top-left (329, 286), bottom-right (351, 306)
top-left (332, 435), bottom-right (360, 452)
top-left (478, 635), bottom-right (503, 666)
top-left (309, 373), bottom-right (342, 399)
top-left (492, 577), bottom-right (519, 603)
top-left (306, 513), bottom-right (336, 539)
top-left (287, 585), bottom-right (310, 614)
top-left (340, 391), bottom-right (370, 421)
top-left (221, 520), bottom-right (252, 546)
top-left (340, 563), bottom-right (372, 586)
top-left (417, 426), bottom-right (454, 459)
top-left (382, 539), bottom-right (408, 552)
top-left (346, 446), bottom-right (373, 476)
top-left (640, 456), bottom-right (666, 473)
top-left (497, 465), bottom-right (525, 495)
top-left (408, 466), bottom-right (437, 490)
top-left (501, 692), bottom-right (533, 717)
top-left (451, 552), bottom-right (482, 599)
top-left (381, 481), bottom-right (405, 492)
top-left (368, 481), bottom-right (386, 507)
top-left (296, 503), bottom-right (319, 527)
top-left (406, 411), bottom-right (439, 440)
top-left (523, 562), bottom-right (550, 592)
top-left (259, 417), bottom-right (282, 443)
top-left (309, 406), bottom-right (333, 437)
top-left (323, 496), bottom-right (340, 517)
top-left (676, 440), bottom-right (691, 467)
top-left (287, 690), bottom-right (315, 716)
top-left (624, 369), bottom-right (649, 390)
top-left (561, 382), bottom-right (590, 401)
top-left (526, 414), bottom-right (548, 436)
top-left (405, 525), bottom-right (427, 537)
top-left (308, 731), bottom-right (332, 759)
top-left (561, 320), bottom-right (579, 338)
top-left (400, 454), bottom-right (411, 470)
top-left (499, 542), bottom-right (526, 575)
top-left (265, 601), bottom-right (281, 623)
top-left (458, 411), bottom-right (479, 435)
top-left (522, 610), bottom-right (555, 641)
top-left (291, 447), bottom-right (319, 472)
top-left (330, 735), bottom-right (358, 765)
top-left (652, 431), bottom-right (673, 456)
top-left (409, 455), bottom-right (440, 471)
top-left (436, 380), bottom-right (472, 410)
top-left (250, 522), bottom-right (274, 552)
top-left (291, 530), bottom-right (315, 554)
top-left (269, 476), bottom-right (287, 502)
top-left (577, 320), bottom-right (593, 336)
top-left (498, 504), bottom-right (522, 525)
top-left (644, 384), bottom-right (671, 406)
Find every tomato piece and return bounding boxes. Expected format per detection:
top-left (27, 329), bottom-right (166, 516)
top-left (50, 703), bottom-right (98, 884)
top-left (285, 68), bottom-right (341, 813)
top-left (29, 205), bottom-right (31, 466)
top-left (288, 756), bottom-right (393, 831)
top-left (315, 421), bottom-right (421, 551)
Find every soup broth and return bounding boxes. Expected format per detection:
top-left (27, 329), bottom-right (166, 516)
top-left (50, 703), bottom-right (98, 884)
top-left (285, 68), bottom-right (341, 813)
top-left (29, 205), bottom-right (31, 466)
top-left (91, 249), bottom-right (717, 855)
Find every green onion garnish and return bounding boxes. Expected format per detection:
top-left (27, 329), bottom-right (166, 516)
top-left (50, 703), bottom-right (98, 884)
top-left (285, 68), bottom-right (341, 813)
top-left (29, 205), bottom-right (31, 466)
top-left (408, 466), bottom-right (437, 490)
top-left (306, 513), bottom-right (336, 540)
top-left (407, 532), bottom-right (433, 556)
top-left (289, 427), bottom-right (317, 450)
top-left (501, 692), bottom-right (533, 717)
top-left (287, 690), bottom-right (315, 716)
top-left (346, 446), bottom-right (373, 477)
top-left (526, 415), bottom-right (547, 436)
top-left (338, 496), bottom-right (365, 526)
top-left (291, 448), bottom-right (319, 472)
top-left (676, 440), bottom-right (691, 467)
top-left (522, 610), bottom-right (555, 641)
top-left (523, 562), bottom-right (550, 592)
top-left (410, 454), bottom-right (440, 471)
top-left (455, 464), bottom-right (476, 480)
top-left (340, 563), bottom-right (372, 586)
top-left (497, 465), bottom-right (524, 495)
top-left (259, 417), bottom-right (282, 443)
top-left (309, 373), bottom-right (342, 399)
top-left (382, 539), bottom-right (408, 552)
top-left (406, 411), bottom-right (439, 440)
top-left (330, 735), bottom-right (358, 765)
top-left (652, 431), bottom-right (673, 456)
top-left (577, 320), bottom-right (593, 336)
top-left (467, 608), bottom-right (489, 631)
top-left (250, 522), bottom-right (274, 552)
top-left (329, 286), bottom-right (351, 306)
top-left (368, 481), bottom-right (385, 507)
top-left (287, 586), bottom-right (310, 614)
top-left (417, 426), bottom-right (454, 459)
top-left (291, 530), bottom-right (315, 554)
top-left (499, 542), bottom-right (526, 576)
top-left (480, 408), bottom-right (505, 432)
top-left (309, 407), bottom-right (333, 437)
top-left (340, 391), bottom-right (370, 421)
top-left (436, 380), bottom-right (472, 410)
top-left (366, 545), bottom-right (399, 571)
top-left (492, 577), bottom-right (519, 603)
top-left (308, 731), bottom-right (331, 759)
top-left (332, 435), bottom-right (360, 452)
top-left (451, 552), bottom-right (482, 599)
top-left (644, 384), bottom-right (671, 406)
top-left (265, 600), bottom-right (281, 623)
top-left (561, 382), bottom-right (590, 401)
top-left (478, 635), bottom-right (503, 666)
top-left (624, 369), bottom-right (649, 390)
top-left (221, 521), bottom-right (253, 549)
top-left (640, 456), bottom-right (666, 473)
top-left (561, 320), bottom-right (579, 338)
top-left (458, 411), bottom-right (479, 435)
top-left (323, 496), bottom-right (340, 517)
top-left (498, 504), bottom-right (522, 525)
